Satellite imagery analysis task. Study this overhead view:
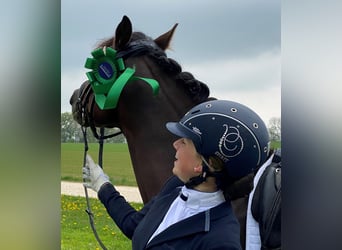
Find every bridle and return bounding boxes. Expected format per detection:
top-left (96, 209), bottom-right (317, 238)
top-left (76, 39), bottom-right (164, 249)
top-left (76, 81), bottom-right (123, 140)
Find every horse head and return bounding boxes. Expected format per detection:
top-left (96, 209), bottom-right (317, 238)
top-left (70, 16), bottom-right (211, 128)
top-left (70, 16), bottom-right (212, 202)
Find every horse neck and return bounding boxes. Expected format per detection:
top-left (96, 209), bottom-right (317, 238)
top-left (119, 72), bottom-right (189, 167)
top-left (120, 108), bottom-right (178, 203)
top-left (117, 56), bottom-right (196, 202)
top-left (121, 55), bottom-right (196, 132)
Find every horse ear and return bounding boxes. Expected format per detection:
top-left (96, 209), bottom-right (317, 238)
top-left (114, 15), bottom-right (132, 50)
top-left (154, 23), bottom-right (178, 51)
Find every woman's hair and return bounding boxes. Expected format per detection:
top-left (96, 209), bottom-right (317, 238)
top-left (208, 156), bottom-right (224, 172)
top-left (208, 156), bottom-right (254, 201)
top-left (207, 156), bottom-right (230, 192)
top-left (208, 148), bottom-right (275, 201)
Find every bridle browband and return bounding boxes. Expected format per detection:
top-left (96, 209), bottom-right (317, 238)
top-left (77, 39), bottom-right (163, 249)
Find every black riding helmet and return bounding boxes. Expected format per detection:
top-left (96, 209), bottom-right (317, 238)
top-left (166, 100), bottom-right (270, 178)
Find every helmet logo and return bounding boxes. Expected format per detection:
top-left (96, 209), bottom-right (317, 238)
top-left (218, 124), bottom-right (244, 159)
top-left (192, 126), bottom-right (202, 135)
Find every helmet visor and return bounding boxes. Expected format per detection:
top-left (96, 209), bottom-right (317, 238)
top-left (166, 122), bottom-right (202, 152)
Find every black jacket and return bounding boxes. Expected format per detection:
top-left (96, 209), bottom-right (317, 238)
top-left (98, 176), bottom-right (242, 250)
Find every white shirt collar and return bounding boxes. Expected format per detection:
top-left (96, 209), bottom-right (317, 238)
top-left (179, 186), bottom-right (225, 210)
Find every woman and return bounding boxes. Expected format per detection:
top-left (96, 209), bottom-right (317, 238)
top-left (83, 99), bottom-right (270, 250)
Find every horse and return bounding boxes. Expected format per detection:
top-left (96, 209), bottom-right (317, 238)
top-left (70, 15), bottom-right (252, 248)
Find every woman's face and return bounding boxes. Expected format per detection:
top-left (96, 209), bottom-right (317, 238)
top-left (172, 138), bottom-right (202, 182)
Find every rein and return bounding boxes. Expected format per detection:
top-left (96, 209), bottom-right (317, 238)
top-left (81, 126), bottom-right (106, 250)
top-left (81, 125), bottom-right (122, 250)
top-left (78, 80), bottom-right (122, 250)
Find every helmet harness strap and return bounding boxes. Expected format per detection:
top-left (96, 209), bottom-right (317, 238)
top-left (185, 156), bottom-right (226, 189)
top-left (185, 157), bottom-right (214, 189)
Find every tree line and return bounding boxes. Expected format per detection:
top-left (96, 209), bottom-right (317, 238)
top-left (61, 112), bottom-right (126, 143)
top-left (61, 112), bottom-right (281, 143)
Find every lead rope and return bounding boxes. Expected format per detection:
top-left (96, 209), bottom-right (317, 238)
top-left (81, 125), bottom-right (108, 250)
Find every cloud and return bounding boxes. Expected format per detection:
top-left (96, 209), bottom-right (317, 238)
top-left (61, 0), bottom-right (280, 66)
top-left (183, 49), bottom-right (280, 92)
top-left (182, 49), bottom-right (281, 123)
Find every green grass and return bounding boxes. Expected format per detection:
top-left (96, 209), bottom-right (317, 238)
top-left (61, 143), bottom-right (137, 186)
top-left (61, 141), bottom-right (281, 186)
top-left (271, 140), bottom-right (281, 150)
top-left (61, 195), bottom-right (142, 249)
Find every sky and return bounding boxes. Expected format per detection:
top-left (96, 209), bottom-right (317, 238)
top-left (61, 0), bottom-right (280, 124)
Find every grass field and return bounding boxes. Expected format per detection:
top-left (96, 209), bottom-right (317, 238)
top-left (61, 141), bottom-right (281, 186)
top-left (61, 195), bottom-right (142, 249)
top-left (61, 143), bottom-right (140, 248)
top-left (61, 143), bottom-right (137, 186)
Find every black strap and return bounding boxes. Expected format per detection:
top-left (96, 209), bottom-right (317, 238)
top-left (81, 126), bottom-right (108, 250)
top-left (184, 164), bottom-right (212, 189)
top-left (184, 173), bottom-right (207, 189)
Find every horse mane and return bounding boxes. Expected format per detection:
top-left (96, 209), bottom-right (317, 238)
top-left (96, 32), bottom-right (212, 104)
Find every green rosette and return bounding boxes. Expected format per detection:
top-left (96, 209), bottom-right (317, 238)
top-left (84, 47), bottom-right (159, 110)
